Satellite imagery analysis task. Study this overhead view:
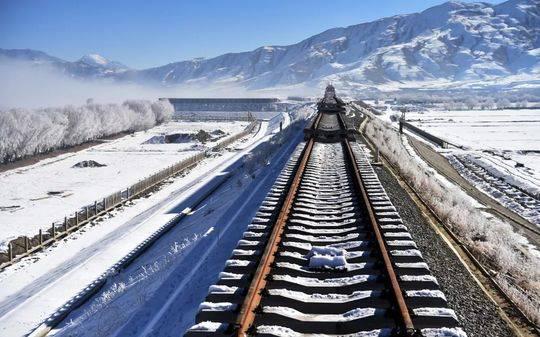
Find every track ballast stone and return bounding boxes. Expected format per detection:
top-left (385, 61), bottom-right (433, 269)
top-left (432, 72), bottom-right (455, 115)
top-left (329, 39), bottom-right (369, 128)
top-left (185, 140), bottom-right (467, 337)
top-left (367, 142), bottom-right (515, 337)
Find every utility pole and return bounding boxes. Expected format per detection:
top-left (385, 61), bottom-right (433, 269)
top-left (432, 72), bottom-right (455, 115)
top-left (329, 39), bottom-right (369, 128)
top-left (399, 108), bottom-right (407, 134)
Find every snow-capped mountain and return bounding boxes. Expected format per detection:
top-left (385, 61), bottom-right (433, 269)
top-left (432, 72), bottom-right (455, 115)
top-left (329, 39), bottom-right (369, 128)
top-left (1, 0), bottom-right (538, 91)
top-left (0, 49), bottom-right (129, 78)
top-left (79, 54), bottom-right (128, 71)
top-left (129, 0), bottom-right (538, 90)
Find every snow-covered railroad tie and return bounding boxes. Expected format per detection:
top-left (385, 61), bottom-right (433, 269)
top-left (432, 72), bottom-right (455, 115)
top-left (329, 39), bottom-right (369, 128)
top-left (186, 104), bottom-right (466, 336)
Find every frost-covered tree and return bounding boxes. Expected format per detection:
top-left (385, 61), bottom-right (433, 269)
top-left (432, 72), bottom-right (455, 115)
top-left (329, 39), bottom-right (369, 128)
top-left (0, 99), bottom-right (173, 163)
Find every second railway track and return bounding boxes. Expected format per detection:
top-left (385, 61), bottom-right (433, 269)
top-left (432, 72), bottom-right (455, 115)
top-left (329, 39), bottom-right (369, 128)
top-left (185, 86), bottom-right (466, 337)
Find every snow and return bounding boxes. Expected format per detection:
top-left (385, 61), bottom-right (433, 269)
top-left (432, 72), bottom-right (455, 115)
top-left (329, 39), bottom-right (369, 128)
top-left (189, 321), bottom-right (226, 332)
top-left (198, 302), bottom-right (236, 311)
top-left (413, 307), bottom-right (458, 320)
top-left (232, 249), bottom-right (257, 256)
top-left (405, 108), bottom-right (540, 227)
top-left (0, 111), bottom-right (297, 336)
top-left (273, 274), bottom-right (374, 287)
top-left (208, 285), bottom-right (238, 294)
top-left (383, 232), bottom-right (411, 238)
top-left (395, 262), bottom-right (429, 269)
top-left (390, 249), bottom-right (423, 257)
top-left (257, 325), bottom-right (390, 337)
top-left (219, 272), bottom-right (242, 280)
top-left (407, 109), bottom-right (540, 179)
top-left (308, 255), bottom-right (348, 270)
top-left (225, 259), bottom-right (250, 267)
top-left (0, 100), bottom-right (172, 163)
top-left (406, 289), bottom-right (447, 300)
top-left (5, 0), bottom-right (538, 94)
top-left (421, 328), bottom-right (467, 337)
top-left (290, 226), bottom-right (357, 234)
top-left (268, 289), bottom-right (375, 303)
top-left (263, 306), bottom-right (379, 322)
top-left (386, 240), bottom-right (417, 247)
top-left (36, 112), bottom-right (304, 337)
top-left (306, 245), bottom-right (345, 257)
top-left (80, 54), bottom-right (109, 66)
top-left (400, 274), bottom-right (438, 283)
top-left (286, 233), bottom-right (359, 242)
top-left (0, 120), bottom-right (248, 249)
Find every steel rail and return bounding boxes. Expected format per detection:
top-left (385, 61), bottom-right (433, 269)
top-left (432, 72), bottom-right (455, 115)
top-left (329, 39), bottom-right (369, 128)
top-left (235, 111), bottom-right (322, 335)
top-left (343, 139), bottom-right (416, 336)
top-left (362, 130), bottom-right (540, 336)
top-left (235, 138), bottom-right (315, 336)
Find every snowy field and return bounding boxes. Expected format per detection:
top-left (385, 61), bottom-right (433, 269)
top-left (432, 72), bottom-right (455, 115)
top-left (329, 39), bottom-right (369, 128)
top-left (0, 109), bottom-right (296, 337)
top-left (0, 120), bottom-right (248, 249)
top-left (405, 109), bottom-right (540, 226)
top-left (407, 109), bottom-right (540, 176)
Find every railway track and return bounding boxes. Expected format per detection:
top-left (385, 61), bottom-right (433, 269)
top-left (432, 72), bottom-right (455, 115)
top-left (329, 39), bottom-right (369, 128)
top-left (449, 154), bottom-right (540, 227)
top-left (185, 88), bottom-right (465, 337)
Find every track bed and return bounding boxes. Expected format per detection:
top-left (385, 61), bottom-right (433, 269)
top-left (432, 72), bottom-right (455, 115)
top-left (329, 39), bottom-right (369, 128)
top-left (185, 134), bottom-right (465, 336)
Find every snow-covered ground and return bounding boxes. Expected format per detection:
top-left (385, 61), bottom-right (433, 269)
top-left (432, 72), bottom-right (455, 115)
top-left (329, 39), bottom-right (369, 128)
top-left (0, 111), bottom-right (295, 337)
top-left (405, 109), bottom-right (540, 226)
top-left (407, 109), bottom-right (540, 178)
top-left (50, 126), bottom-right (303, 337)
top-left (0, 120), bottom-right (248, 249)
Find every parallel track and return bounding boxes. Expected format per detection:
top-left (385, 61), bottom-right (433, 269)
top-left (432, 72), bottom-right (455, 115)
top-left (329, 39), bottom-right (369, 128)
top-left (185, 109), bottom-right (465, 336)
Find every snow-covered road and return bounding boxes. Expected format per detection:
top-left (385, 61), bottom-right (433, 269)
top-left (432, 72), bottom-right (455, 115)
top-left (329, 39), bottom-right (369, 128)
top-left (0, 113), bottom-right (291, 337)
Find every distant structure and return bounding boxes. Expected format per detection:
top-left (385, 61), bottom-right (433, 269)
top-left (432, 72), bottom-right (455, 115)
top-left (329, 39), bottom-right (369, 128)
top-left (164, 98), bottom-right (288, 121)
top-left (167, 98), bottom-right (281, 112)
top-left (317, 84), bottom-right (346, 113)
top-left (305, 84), bottom-right (353, 142)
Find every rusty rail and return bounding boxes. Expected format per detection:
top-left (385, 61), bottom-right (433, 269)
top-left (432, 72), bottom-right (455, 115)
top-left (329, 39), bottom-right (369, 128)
top-left (235, 138), bottom-right (314, 336)
top-left (234, 112), bottom-right (415, 336)
top-left (343, 139), bottom-right (415, 336)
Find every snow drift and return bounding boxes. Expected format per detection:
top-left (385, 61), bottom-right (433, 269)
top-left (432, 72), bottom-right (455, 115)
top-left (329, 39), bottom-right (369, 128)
top-left (0, 99), bottom-right (173, 163)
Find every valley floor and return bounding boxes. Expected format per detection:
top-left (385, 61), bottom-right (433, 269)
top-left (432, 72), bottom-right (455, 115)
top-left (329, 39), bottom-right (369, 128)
top-left (0, 112), bottom-right (290, 336)
top-left (0, 120), bottom-right (249, 250)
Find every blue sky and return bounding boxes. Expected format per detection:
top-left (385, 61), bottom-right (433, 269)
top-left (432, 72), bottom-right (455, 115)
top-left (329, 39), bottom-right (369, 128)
top-left (0, 0), bottom-right (501, 69)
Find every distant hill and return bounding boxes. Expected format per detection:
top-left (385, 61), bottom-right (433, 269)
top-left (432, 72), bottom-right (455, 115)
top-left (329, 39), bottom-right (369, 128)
top-left (1, 0), bottom-right (538, 92)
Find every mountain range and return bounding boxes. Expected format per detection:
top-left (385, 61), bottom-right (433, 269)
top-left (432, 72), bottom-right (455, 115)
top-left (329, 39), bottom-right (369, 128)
top-left (1, 0), bottom-right (539, 92)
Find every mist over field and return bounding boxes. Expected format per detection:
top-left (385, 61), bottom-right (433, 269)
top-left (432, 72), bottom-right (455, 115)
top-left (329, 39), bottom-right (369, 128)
top-left (0, 59), bottom-right (263, 110)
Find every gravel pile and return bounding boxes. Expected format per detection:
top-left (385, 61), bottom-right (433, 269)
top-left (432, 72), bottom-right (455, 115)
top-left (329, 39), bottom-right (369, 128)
top-left (372, 164), bottom-right (514, 337)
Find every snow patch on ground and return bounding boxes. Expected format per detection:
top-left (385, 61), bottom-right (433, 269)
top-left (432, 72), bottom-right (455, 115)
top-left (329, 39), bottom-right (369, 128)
top-left (0, 120), bottom-right (248, 249)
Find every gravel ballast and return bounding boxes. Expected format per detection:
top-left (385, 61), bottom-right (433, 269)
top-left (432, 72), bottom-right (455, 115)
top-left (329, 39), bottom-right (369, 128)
top-left (372, 162), bottom-right (514, 337)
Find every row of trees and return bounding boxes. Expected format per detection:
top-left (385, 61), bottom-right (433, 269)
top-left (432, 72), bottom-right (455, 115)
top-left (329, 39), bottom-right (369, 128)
top-left (0, 99), bottom-right (173, 163)
top-left (370, 90), bottom-right (540, 111)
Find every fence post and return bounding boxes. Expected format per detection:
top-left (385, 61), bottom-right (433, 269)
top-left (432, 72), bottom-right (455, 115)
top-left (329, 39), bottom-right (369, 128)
top-left (39, 229), bottom-right (43, 246)
top-left (64, 216), bottom-right (68, 232)
top-left (85, 206), bottom-right (89, 220)
top-left (52, 223), bottom-right (56, 238)
top-left (8, 243), bottom-right (12, 261)
top-left (94, 200), bottom-right (98, 215)
top-left (75, 211), bottom-right (79, 227)
top-left (24, 237), bottom-right (29, 253)
top-left (103, 198), bottom-right (107, 211)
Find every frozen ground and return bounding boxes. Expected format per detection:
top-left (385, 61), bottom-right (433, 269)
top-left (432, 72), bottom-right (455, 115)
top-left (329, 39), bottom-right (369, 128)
top-left (51, 126), bottom-right (303, 337)
top-left (406, 109), bottom-right (540, 178)
top-left (403, 109), bottom-right (540, 227)
top-left (0, 111), bottom-right (294, 337)
top-left (0, 120), bottom-right (248, 249)
top-left (361, 101), bottom-right (540, 228)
